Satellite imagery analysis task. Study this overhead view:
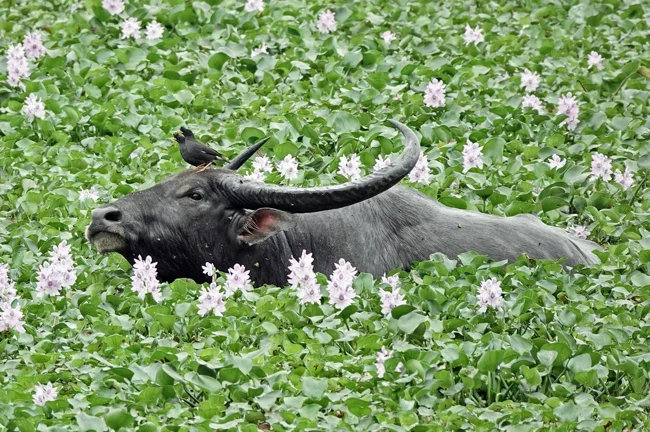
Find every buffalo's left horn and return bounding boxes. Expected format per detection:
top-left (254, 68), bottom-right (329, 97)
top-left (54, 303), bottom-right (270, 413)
top-left (216, 119), bottom-right (420, 213)
top-left (226, 137), bottom-right (271, 170)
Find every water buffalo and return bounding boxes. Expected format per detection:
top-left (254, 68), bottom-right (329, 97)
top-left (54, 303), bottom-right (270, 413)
top-left (86, 120), bottom-right (600, 286)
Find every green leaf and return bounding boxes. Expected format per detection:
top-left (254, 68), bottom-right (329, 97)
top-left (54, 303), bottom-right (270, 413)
top-left (477, 349), bottom-right (505, 372)
top-left (208, 53), bottom-right (230, 70)
top-left (105, 409), bottom-right (135, 431)
top-left (397, 311), bottom-right (427, 334)
top-left (439, 196), bottom-right (467, 209)
top-left (301, 376), bottom-right (327, 399)
top-left (541, 197), bottom-right (568, 212)
top-left (274, 142), bottom-right (299, 159)
top-left (521, 365), bottom-right (542, 387)
top-left (334, 112), bottom-right (361, 134)
top-left (345, 397), bottom-right (371, 417)
top-left (76, 412), bottom-right (108, 432)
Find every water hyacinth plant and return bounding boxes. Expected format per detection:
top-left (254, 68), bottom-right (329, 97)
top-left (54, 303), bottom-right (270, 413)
top-left (1, 0), bottom-right (650, 429)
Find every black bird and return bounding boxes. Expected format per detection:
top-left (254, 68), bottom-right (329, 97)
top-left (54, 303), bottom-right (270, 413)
top-left (173, 127), bottom-right (228, 168)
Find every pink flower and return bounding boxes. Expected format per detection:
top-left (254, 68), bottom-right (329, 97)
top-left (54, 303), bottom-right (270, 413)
top-left (245, 0), bottom-right (264, 12)
top-left (568, 225), bottom-right (590, 240)
top-left (520, 69), bottom-right (541, 92)
top-left (23, 33), bottom-right (46, 59)
top-left (224, 264), bottom-right (253, 297)
top-left (277, 155), bottom-right (299, 180)
top-left (548, 154), bottom-right (566, 169)
top-left (587, 51), bottom-right (603, 70)
top-left (251, 43), bottom-right (268, 57)
top-left (373, 155), bottom-right (392, 172)
top-left (198, 283), bottom-right (226, 316)
top-left (381, 31), bottom-right (397, 44)
top-left (102, 0), bottom-right (125, 15)
top-left (131, 255), bottom-right (161, 302)
top-left (22, 94), bottom-right (46, 122)
top-left (317, 10), bottom-right (337, 34)
top-left (338, 154), bottom-right (362, 180)
top-left (408, 151), bottom-right (431, 184)
top-left (477, 277), bottom-right (503, 313)
top-left (423, 78), bottom-right (446, 108)
top-left (462, 139), bottom-right (483, 173)
top-left (33, 383), bottom-right (57, 406)
top-left (463, 25), bottom-right (484, 45)
top-left (558, 92), bottom-right (580, 131)
top-left (590, 153), bottom-right (612, 182)
top-left (121, 17), bottom-right (141, 39)
top-left (614, 167), bottom-right (633, 190)
top-left (522, 94), bottom-right (543, 114)
top-left (145, 21), bottom-right (164, 40)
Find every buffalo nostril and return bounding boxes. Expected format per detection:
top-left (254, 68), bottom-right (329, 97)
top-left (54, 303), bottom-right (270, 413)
top-left (92, 206), bottom-right (123, 224)
top-left (104, 210), bottom-right (122, 222)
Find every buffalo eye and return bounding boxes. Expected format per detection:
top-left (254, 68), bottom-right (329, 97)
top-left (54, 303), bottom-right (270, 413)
top-left (188, 192), bottom-right (203, 201)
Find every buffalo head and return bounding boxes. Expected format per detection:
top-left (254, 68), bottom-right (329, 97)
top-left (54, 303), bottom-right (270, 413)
top-left (86, 120), bottom-right (420, 284)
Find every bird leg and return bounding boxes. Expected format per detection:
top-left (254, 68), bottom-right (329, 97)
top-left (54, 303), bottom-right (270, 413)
top-left (196, 161), bottom-right (214, 173)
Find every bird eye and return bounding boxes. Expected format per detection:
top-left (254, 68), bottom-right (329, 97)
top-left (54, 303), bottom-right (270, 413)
top-left (189, 192), bottom-right (203, 201)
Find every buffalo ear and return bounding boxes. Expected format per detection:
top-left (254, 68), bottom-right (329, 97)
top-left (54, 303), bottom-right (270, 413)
top-left (237, 208), bottom-right (295, 245)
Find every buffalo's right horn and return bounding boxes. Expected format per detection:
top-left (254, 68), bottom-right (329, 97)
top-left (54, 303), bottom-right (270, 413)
top-left (226, 137), bottom-right (271, 170)
top-left (216, 119), bottom-right (420, 213)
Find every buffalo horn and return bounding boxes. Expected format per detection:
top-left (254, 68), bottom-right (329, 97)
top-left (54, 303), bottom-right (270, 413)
top-left (225, 137), bottom-right (271, 170)
top-left (216, 119), bottom-right (420, 213)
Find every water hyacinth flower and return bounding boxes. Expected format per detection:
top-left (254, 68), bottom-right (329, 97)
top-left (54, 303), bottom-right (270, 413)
top-left (0, 305), bottom-right (25, 333)
top-left (522, 94), bottom-right (543, 114)
top-left (245, 0), bottom-right (264, 12)
top-left (327, 258), bottom-right (357, 310)
top-left (568, 225), bottom-right (590, 240)
top-left (23, 32), bottom-right (46, 59)
top-left (0, 264), bottom-right (17, 307)
top-left (251, 43), bottom-right (268, 57)
top-left (103, 0), bottom-right (125, 15)
top-left (462, 139), bottom-right (483, 173)
top-left (381, 31), bottom-right (397, 44)
top-left (79, 187), bottom-right (99, 202)
top-left (145, 21), bottom-right (164, 40)
top-left (373, 155), bottom-right (392, 172)
top-left (287, 250), bottom-right (321, 305)
top-left (476, 277), bottom-right (503, 313)
top-left (376, 346), bottom-right (392, 378)
top-left (121, 17), bottom-right (141, 39)
top-left (131, 255), bottom-right (161, 302)
top-left (614, 167), bottom-right (633, 190)
top-left (33, 383), bottom-right (58, 406)
top-left (244, 169), bottom-right (266, 182)
top-left (379, 286), bottom-right (406, 316)
top-left (590, 153), bottom-right (612, 182)
top-left (317, 10), bottom-right (337, 34)
top-left (36, 241), bottom-right (77, 298)
top-left (22, 94), bottom-right (46, 122)
top-left (338, 154), bottom-right (362, 180)
top-left (463, 24), bottom-right (484, 45)
top-left (548, 154), bottom-right (566, 169)
top-left (587, 51), bottom-right (604, 70)
top-left (252, 155), bottom-right (273, 173)
top-left (197, 283), bottom-right (226, 317)
top-left (224, 264), bottom-right (253, 297)
top-left (520, 69), bottom-right (541, 93)
top-left (277, 155), bottom-right (299, 180)
top-left (423, 78), bottom-right (446, 108)
top-left (7, 43), bottom-right (30, 89)
top-left (202, 262), bottom-right (216, 278)
top-left (557, 92), bottom-right (579, 131)
top-left (408, 151), bottom-right (431, 184)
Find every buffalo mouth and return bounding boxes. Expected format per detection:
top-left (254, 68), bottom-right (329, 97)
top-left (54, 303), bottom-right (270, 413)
top-left (85, 225), bottom-right (128, 254)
